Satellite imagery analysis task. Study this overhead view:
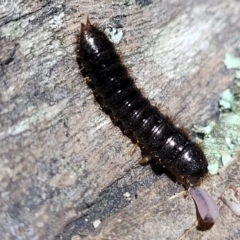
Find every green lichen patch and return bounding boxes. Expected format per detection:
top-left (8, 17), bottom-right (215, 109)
top-left (104, 27), bottom-right (123, 44)
top-left (194, 54), bottom-right (240, 175)
top-left (235, 71), bottom-right (240, 80)
top-left (219, 89), bottom-right (234, 109)
top-left (224, 54), bottom-right (240, 70)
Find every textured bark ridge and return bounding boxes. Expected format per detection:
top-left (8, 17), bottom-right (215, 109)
top-left (0, 1), bottom-right (240, 239)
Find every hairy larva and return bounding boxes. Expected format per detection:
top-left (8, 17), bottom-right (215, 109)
top-left (77, 19), bottom-right (219, 223)
top-left (78, 19), bottom-right (208, 187)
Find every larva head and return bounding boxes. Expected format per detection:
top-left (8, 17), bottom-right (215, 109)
top-left (175, 144), bottom-right (208, 187)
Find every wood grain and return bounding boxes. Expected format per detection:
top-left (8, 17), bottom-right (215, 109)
top-left (0, 0), bottom-right (240, 239)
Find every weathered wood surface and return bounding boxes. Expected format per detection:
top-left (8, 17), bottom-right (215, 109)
top-left (1, 0), bottom-right (240, 239)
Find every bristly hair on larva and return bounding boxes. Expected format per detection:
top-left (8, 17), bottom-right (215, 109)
top-left (77, 18), bottom-right (219, 224)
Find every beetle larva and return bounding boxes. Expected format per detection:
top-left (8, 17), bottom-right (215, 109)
top-left (78, 19), bottom-right (208, 187)
top-left (77, 19), bottom-right (219, 223)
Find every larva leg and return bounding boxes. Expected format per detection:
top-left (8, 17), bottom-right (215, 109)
top-left (168, 190), bottom-right (188, 200)
top-left (128, 143), bottom-right (138, 156)
top-left (84, 76), bottom-right (92, 84)
top-left (139, 155), bottom-right (152, 165)
top-left (80, 66), bottom-right (94, 86)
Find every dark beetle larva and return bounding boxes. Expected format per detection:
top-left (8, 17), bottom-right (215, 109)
top-left (77, 19), bottom-right (219, 223)
top-left (78, 19), bottom-right (208, 188)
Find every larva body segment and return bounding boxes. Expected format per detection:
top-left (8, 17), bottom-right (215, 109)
top-left (78, 21), bottom-right (208, 187)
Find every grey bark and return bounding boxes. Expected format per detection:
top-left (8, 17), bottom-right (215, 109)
top-left (0, 0), bottom-right (240, 239)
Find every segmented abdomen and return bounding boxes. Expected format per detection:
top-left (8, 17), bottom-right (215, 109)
top-left (78, 21), bottom-right (208, 187)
